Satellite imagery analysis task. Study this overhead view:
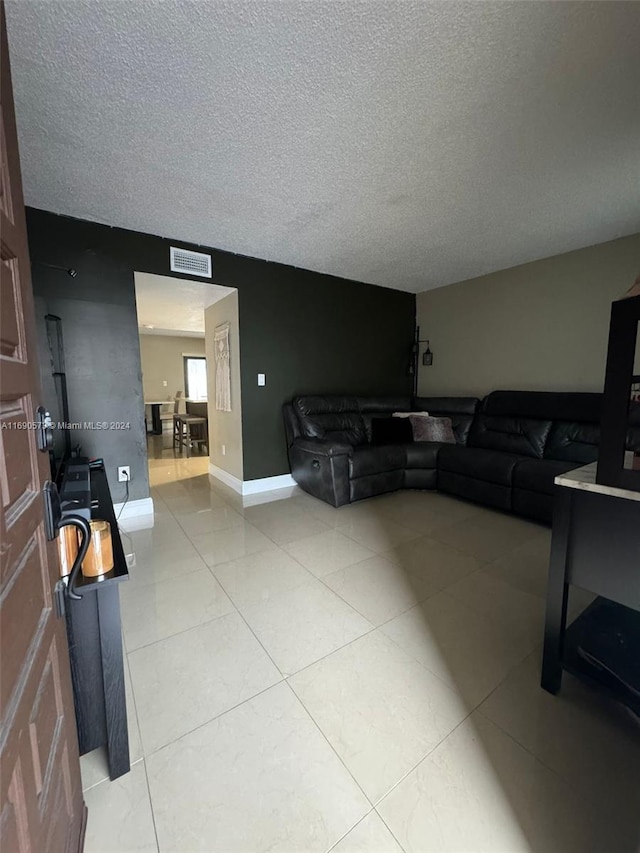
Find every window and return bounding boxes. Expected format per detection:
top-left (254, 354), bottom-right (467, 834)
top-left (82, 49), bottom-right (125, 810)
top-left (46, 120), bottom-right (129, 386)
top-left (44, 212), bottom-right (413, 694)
top-left (184, 356), bottom-right (207, 400)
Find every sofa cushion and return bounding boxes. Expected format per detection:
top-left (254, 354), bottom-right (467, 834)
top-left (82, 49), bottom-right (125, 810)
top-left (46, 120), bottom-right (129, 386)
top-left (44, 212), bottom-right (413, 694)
top-left (410, 415), bottom-right (455, 443)
top-left (544, 421), bottom-right (600, 463)
top-left (469, 414), bottom-right (551, 458)
top-left (350, 470), bottom-right (405, 502)
top-left (413, 396), bottom-right (479, 445)
top-left (438, 471), bottom-right (513, 512)
top-left (349, 445), bottom-right (406, 478)
top-left (402, 441), bottom-right (445, 469)
top-left (371, 417), bottom-right (413, 445)
top-left (293, 395), bottom-right (366, 445)
top-left (438, 445), bottom-right (528, 486)
top-left (513, 458), bottom-right (579, 496)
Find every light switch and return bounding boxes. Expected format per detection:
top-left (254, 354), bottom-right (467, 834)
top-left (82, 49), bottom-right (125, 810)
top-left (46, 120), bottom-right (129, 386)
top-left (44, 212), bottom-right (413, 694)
top-left (258, 374), bottom-right (266, 386)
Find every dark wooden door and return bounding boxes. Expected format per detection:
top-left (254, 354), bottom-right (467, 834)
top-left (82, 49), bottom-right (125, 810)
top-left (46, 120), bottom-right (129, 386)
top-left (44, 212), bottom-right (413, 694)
top-left (0, 4), bottom-right (86, 851)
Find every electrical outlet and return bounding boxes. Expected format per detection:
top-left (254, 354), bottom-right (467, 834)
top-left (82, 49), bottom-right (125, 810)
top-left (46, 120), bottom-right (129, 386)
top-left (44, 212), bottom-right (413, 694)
top-left (162, 380), bottom-right (168, 387)
top-left (118, 466), bottom-right (131, 482)
top-left (221, 444), bottom-right (226, 456)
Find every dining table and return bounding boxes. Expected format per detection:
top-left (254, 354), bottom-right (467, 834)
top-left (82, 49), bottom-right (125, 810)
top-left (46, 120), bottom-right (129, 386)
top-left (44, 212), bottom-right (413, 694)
top-left (144, 400), bottom-right (170, 435)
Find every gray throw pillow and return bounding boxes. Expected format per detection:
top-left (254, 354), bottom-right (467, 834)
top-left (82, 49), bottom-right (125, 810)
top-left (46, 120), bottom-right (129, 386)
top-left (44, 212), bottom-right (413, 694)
top-left (410, 415), bottom-right (456, 443)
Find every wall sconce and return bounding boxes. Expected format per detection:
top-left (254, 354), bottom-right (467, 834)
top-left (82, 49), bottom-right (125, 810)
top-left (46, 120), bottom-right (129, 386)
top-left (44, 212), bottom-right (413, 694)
top-left (411, 326), bottom-right (434, 396)
top-left (36, 261), bottom-right (78, 277)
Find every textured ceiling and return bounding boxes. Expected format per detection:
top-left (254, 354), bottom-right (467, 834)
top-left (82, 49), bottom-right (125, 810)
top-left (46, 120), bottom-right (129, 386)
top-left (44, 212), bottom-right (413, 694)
top-left (6, 1), bottom-right (640, 293)
top-left (135, 272), bottom-right (234, 336)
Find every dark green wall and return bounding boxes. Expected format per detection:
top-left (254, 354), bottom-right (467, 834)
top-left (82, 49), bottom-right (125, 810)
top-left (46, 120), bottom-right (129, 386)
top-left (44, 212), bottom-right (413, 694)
top-left (26, 208), bottom-right (415, 482)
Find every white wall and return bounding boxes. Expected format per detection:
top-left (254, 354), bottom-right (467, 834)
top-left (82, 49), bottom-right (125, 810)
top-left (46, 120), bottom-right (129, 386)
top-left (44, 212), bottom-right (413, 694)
top-left (139, 334), bottom-right (205, 401)
top-left (205, 292), bottom-right (243, 480)
top-left (416, 234), bottom-right (640, 397)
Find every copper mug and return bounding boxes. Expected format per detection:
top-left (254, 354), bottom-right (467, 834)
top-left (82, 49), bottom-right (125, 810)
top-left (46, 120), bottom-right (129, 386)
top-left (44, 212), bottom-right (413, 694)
top-left (56, 515), bottom-right (91, 601)
top-left (58, 523), bottom-right (80, 578)
top-left (82, 520), bottom-right (114, 578)
top-left (57, 518), bottom-right (113, 581)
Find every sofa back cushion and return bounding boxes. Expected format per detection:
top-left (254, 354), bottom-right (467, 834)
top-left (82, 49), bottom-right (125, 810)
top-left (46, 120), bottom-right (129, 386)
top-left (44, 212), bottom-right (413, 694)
top-left (293, 395), bottom-right (366, 445)
top-left (481, 390), bottom-right (603, 461)
top-left (544, 422), bottom-right (600, 463)
top-left (358, 396), bottom-right (412, 442)
top-left (481, 390), bottom-right (602, 422)
top-left (413, 396), bottom-right (479, 445)
top-left (469, 414), bottom-right (552, 458)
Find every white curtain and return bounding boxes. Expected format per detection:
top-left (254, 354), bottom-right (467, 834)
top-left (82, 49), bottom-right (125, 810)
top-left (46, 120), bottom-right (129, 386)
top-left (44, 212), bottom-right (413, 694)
top-left (214, 322), bottom-right (232, 412)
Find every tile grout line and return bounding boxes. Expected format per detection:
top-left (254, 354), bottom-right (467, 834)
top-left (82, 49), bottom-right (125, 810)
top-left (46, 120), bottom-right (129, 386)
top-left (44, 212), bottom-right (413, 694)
top-left (141, 757), bottom-right (161, 853)
top-left (372, 807), bottom-right (409, 853)
top-left (472, 693), bottom-right (624, 818)
top-left (370, 711), bottom-right (475, 812)
top-left (160, 487), bottom-right (533, 745)
top-left (281, 679), bottom-right (377, 814)
top-left (129, 487), bottom-right (295, 761)
top-left (133, 677), bottom-right (286, 763)
top-left (188, 517), bottom-right (392, 683)
top-left (162, 492), bottom-right (300, 683)
top-left (323, 807), bottom-right (377, 853)
top-left (138, 472), bottom-right (557, 851)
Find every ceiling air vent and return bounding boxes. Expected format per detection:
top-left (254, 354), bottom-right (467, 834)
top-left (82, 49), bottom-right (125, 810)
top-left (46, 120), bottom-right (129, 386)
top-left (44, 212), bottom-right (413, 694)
top-left (169, 246), bottom-right (212, 278)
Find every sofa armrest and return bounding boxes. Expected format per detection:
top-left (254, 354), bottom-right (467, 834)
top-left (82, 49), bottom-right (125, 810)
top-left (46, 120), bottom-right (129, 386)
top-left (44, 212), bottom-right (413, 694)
top-left (293, 438), bottom-right (353, 458)
top-left (289, 439), bottom-right (352, 506)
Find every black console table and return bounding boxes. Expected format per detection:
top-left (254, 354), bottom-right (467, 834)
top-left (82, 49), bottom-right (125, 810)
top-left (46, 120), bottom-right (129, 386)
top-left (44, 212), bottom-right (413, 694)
top-left (64, 466), bottom-right (130, 780)
top-left (542, 462), bottom-right (640, 713)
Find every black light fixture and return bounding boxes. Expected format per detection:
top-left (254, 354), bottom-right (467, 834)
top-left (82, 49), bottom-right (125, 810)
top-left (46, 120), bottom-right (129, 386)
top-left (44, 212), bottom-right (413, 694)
top-left (410, 326), bottom-right (434, 396)
top-left (37, 261), bottom-right (78, 277)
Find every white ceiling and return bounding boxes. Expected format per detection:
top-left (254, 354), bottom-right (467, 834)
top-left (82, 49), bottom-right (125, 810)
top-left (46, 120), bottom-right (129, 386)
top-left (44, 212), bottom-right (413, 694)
top-left (6, 1), bottom-right (640, 293)
top-left (134, 272), bottom-right (234, 337)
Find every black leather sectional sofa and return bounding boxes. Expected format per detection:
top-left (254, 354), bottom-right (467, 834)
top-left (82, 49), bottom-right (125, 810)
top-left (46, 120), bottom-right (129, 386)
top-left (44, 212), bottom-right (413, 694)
top-left (283, 390), bottom-right (611, 524)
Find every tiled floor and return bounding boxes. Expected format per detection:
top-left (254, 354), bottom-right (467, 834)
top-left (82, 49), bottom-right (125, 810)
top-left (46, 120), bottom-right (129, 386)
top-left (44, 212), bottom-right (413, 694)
top-left (82, 448), bottom-right (640, 852)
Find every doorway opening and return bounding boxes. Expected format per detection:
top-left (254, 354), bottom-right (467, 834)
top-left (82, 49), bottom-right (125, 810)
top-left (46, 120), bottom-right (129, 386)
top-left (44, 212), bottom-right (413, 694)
top-left (133, 272), bottom-right (239, 489)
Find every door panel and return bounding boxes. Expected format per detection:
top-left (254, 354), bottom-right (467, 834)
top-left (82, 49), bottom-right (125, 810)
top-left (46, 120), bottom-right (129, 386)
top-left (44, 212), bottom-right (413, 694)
top-left (0, 3), bottom-right (86, 851)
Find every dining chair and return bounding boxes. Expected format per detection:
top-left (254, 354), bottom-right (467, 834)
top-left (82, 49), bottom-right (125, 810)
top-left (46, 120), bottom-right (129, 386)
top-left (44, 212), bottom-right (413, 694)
top-left (173, 393), bottom-right (207, 456)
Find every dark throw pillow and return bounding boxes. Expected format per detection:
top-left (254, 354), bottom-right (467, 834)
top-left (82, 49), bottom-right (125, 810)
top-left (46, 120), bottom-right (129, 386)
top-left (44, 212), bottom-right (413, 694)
top-left (410, 415), bottom-right (456, 443)
top-left (371, 416), bottom-right (413, 445)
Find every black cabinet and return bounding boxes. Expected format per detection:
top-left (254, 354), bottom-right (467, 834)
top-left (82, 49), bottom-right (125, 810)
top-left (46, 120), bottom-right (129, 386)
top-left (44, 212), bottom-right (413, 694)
top-left (65, 466), bottom-right (130, 780)
top-left (542, 470), bottom-right (640, 714)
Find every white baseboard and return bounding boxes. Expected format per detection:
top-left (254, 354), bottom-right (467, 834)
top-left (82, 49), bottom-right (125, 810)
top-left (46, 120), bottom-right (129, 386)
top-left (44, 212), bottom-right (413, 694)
top-left (112, 496), bottom-right (154, 520)
top-left (242, 473), bottom-right (297, 495)
top-left (209, 464), bottom-right (296, 496)
top-left (208, 464), bottom-right (244, 493)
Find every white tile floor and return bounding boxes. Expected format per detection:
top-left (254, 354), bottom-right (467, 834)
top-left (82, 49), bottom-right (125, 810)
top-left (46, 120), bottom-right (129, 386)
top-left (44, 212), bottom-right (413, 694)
top-left (81, 452), bottom-right (640, 852)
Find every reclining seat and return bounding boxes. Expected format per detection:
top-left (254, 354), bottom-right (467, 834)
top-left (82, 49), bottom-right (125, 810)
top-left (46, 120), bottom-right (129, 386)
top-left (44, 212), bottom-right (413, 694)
top-left (283, 395), bottom-right (364, 506)
top-left (284, 395), bottom-right (416, 506)
top-left (438, 392), bottom-right (554, 512)
top-left (512, 392), bottom-right (603, 522)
